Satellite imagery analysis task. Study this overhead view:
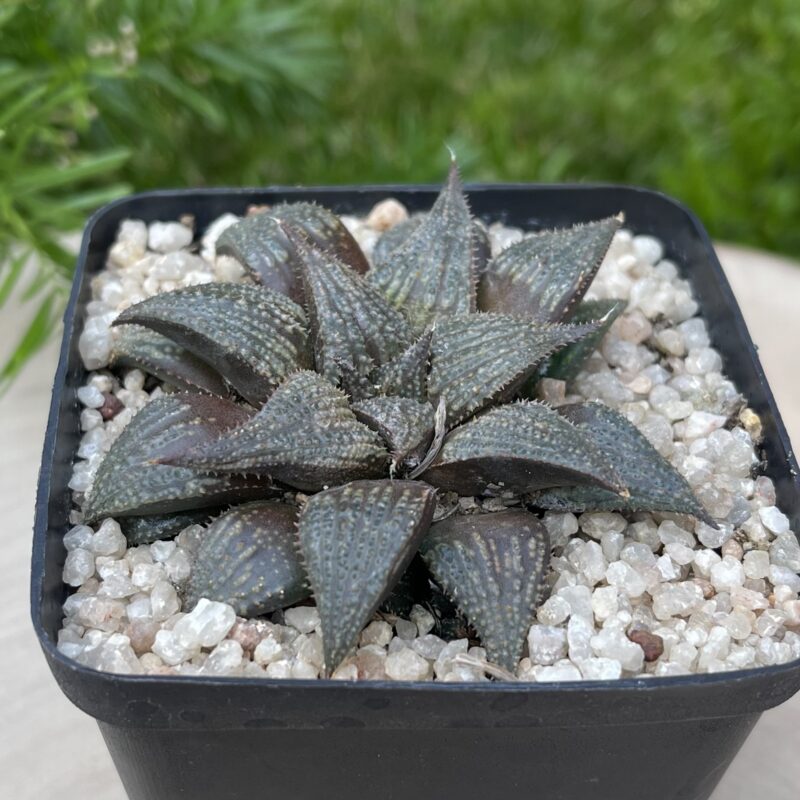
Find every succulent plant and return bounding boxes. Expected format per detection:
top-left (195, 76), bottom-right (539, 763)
top-left (85, 157), bottom-right (713, 676)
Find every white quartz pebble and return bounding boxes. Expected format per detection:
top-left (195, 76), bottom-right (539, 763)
top-left (537, 595), bottom-right (571, 626)
top-left (62, 548), bottom-right (95, 586)
top-left (91, 519), bottom-right (127, 557)
top-left (527, 625), bottom-right (568, 666)
top-left (385, 648), bottom-right (432, 681)
top-left (579, 657), bottom-right (623, 680)
top-left (366, 198), bottom-right (408, 231)
top-left (148, 221), bottom-right (193, 253)
top-left (152, 629), bottom-right (195, 666)
top-left (709, 556), bottom-right (746, 592)
top-left (172, 599), bottom-right (236, 649)
top-left (285, 606), bottom-right (320, 634)
top-left (742, 550), bottom-right (770, 580)
top-left (590, 623), bottom-right (644, 672)
top-left (532, 660), bottom-right (582, 682)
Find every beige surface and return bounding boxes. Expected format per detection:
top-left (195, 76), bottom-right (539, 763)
top-left (0, 245), bottom-right (798, 799)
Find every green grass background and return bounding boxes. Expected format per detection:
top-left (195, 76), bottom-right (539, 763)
top-left (1, 0), bottom-right (799, 384)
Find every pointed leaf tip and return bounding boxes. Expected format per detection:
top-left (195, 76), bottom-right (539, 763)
top-left (298, 480), bottom-right (437, 675)
top-left (185, 502), bottom-right (309, 617)
top-left (478, 215), bottom-right (622, 322)
top-left (421, 510), bottom-right (550, 671)
top-left (368, 162), bottom-right (477, 329)
top-left (542, 298), bottom-right (626, 382)
top-left (428, 313), bottom-right (600, 427)
top-left (533, 402), bottom-right (716, 525)
top-left (83, 394), bottom-right (267, 524)
top-left (111, 324), bottom-right (229, 397)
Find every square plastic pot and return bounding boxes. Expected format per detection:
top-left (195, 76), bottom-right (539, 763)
top-left (31, 184), bottom-right (800, 800)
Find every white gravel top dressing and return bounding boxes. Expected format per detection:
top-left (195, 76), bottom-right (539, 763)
top-left (59, 200), bottom-right (800, 681)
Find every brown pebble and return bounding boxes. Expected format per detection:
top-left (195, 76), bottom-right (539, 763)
top-left (739, 407), bottom-right (763, 444)
top-left (721, 539), bottom-right (744, 560)
top-left (228, 618), bottom-right (275, 654)
top-left (125, 619), bottom-right (160, 655)
top-left (693, 578), bottom-right (716, 600)
top-left (246, 204), bottom-right (271, 216)
top-left (627, 629), bottom-right (665, 662)
top-left (99, 392), bottom-right (125, 421)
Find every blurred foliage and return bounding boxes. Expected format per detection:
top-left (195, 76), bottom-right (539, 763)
top-left (0, 0), bottom-right (334, 391)
top-left (274, 0), bottom-right (800, 257)
top-left (1, 0), bottom-right (799, 386)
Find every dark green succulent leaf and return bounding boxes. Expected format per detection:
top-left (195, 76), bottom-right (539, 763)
top-left (184, 501), bottom-right (310, 617)
top-left (477, 215), bottom-right (622, 322)
top-left (542, 299), bottom-right (626, 382)
top-left (422, 401), bottom-right (625, 496)
top-left (332, 356), bottom-right (375, 403)
top-left (373, 329), bottom-right (433, 402)
top-left (111, 324), bottom-right (229, 396)
top-left (471, 219), bottom-right (492, 279)
top-left (286, 227), bottom-right (413, 385)
top-left (273, 201), bottom-right (370, 275)
top-left (372, 215), bottom-right (422, 266)
top-left (113, 283), bottom-right (311, 406)
top-left (120, 508), bottom-right (220, 546)
top-left (532, 402), bottom-right (715, 525)
top-left (83, 394), bottom-right (267, 524)
top-left (421, 510), bottom-right (550, 671)
top-left (168, 371), bottom-right (388, 492)
top-left (216, 203), bottom-right (368, 302)
top-left (351, 396), bottom-right (435, 473)
top-left (368, 160), bottom-right (476, 329)
top-left (297, 479), bottom-right (437, 674)
top-left (428, 312), bottom-right (600, 427)
top-left (373, 214), bottom-right (490, 280)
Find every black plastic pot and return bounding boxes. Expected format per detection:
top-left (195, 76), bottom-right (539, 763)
top-left (32, 185), bottom-right (800, 800)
